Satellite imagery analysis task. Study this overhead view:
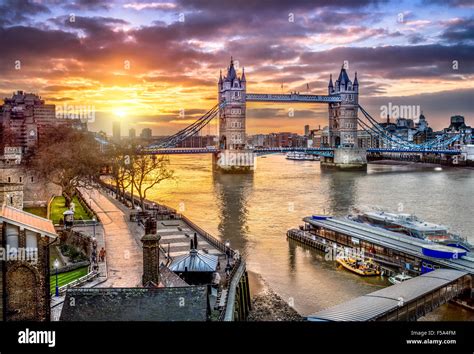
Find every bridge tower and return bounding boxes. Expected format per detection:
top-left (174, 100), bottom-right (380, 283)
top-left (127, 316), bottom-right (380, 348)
top-left (214, 58), bottom-right (255, 172)
top-left (323, 65), bottom-right (367, 169)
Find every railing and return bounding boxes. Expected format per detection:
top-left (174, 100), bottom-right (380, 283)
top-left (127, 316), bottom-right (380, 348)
top-left (98, 180), bottom-right (245, 320)
top-left (75, 188), bottom-right (101, 222)
top-left (177, 214), bottom-right (235, 257)
top-left (221, 257), bottom-right (245, 321)
top-left (287, 229), bottom-right (410, 273)
top-left (58, 271), bottom-right (99, 295)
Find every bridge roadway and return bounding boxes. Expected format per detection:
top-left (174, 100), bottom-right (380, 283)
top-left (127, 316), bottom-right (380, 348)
top-left (245, 92), bottom-right (341, 103)
top-left (140, 146), bottom-right (461, 156)
top-left (307, 269), bottom-right (471, 321)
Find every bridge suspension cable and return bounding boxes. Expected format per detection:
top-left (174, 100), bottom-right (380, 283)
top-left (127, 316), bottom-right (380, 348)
top-left (358, 104), bottom-right (462, 150)
top-left (148, 102), bottom-right (223, 149)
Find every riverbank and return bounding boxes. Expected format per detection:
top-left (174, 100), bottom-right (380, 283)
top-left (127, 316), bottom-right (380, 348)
top-left (247, 271), bottom-right (303, 321)
top-left (370, 159), bottom-right (474, 169)
top-left (370, 160), bottom-right (441, 167)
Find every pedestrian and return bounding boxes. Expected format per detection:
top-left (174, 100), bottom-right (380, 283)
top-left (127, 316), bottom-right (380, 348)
top-left (99, 247), bottom-right (106, 262)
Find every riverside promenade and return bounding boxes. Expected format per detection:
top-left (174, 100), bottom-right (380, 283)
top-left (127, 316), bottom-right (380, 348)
top-left (78, 187), bottom-right (142, 287)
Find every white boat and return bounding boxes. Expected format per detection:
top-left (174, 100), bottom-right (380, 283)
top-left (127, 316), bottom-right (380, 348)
top-left (355, 211), bottom-right (472, 251)
top-left (388, 273), bottom-right (413, 285)
top-left (286, 151), bottom-right (320, 161)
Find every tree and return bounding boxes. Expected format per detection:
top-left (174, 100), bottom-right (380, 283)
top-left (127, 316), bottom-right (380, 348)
top-left (132, 154), bottom-right (174, 210)
top-left (0, 125), bottom-right (17, 151)
top-left (29, 127), bottom-right (105, 207)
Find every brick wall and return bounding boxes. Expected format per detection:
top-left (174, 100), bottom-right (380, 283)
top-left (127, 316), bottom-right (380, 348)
top-left (2, 224), bottom-right (51, 321)
top-left (0, 222), bottom-right (4, 320)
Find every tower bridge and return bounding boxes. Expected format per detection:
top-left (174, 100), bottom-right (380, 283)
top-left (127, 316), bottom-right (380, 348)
top-left (145, 58), bottom-right (466, 172)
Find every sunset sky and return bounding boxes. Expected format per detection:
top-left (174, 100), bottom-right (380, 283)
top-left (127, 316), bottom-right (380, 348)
top-left (0, 0), bottom-right (473, 135)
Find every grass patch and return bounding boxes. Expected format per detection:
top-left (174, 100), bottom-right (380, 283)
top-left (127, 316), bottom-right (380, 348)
top-left (50, 266), bottom-right (88, 294)
top-left (23, 207), bottom-right (48, 218)
top-left (50, 195), bottom-right (92, 224)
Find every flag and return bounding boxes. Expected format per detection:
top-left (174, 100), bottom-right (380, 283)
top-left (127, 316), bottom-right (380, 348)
top-left (306, 83), bottom-right (310, 91)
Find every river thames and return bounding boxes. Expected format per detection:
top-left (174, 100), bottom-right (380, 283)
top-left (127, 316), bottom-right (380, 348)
top-left (147, 154), bottom-right (474, 320)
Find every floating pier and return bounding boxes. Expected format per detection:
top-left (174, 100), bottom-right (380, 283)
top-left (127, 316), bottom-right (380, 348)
top-left (288, 216), bottom-right (474, 275)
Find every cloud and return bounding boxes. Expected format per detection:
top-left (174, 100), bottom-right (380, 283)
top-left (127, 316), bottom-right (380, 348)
top-left (62, 0), bottom-right (112, 10)
top-left (440, 17), bottom-right (474, 43)
top-left (0, 0), bottom-right (50, 26)
top-left (123, 2), bottom-right (177, 10)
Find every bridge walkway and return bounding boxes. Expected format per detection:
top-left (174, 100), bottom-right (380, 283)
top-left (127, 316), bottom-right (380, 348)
top-left (307, 269), bottom-right (471, 321)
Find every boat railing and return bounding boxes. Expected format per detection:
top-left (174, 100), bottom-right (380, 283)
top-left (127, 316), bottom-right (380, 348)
top-left (449, 233), bottom-right (468, 243)
top-left (288, 229), bottom-right (407, 268)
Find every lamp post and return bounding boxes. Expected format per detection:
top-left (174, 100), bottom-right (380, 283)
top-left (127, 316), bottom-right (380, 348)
top-left (91, 230), bottom-right (98, 272)
top-left (54, 259), bottom-right (59, 297)
top-left (224, 240), bottom-right (231, 276)
top-left (92, 216), bottom-right (98, 272)
top-left (225, 240), bottom-right (230, 263)
top-left (92, 216), bottom-right (96, 239)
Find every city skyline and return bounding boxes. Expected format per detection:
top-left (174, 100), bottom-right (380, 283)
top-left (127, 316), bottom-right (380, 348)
top-left (0, 0), bottom-right (473, 135)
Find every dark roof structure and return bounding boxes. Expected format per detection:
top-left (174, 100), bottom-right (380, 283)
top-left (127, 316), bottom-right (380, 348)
top-left (226, 57), bottom-right (237, 82)
top-left (336, 65), bottom-right (351, 89)
top-left (159, 264), bottom-right (189, 287)
top-left (169, 249), bottom-right (218, 273)
top-left (60, 286), bottom-right (210, 321)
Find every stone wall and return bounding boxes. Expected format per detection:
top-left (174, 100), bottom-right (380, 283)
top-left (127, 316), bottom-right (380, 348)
top-left (0, 221), bottom-right (52, 321)
top-left (0, 183), bottom-right (23, 209)
top-left (0, 167), bottom-right (60, 207)
top-left (321, 147), bottom-right (367, 170)
top-left (0, 222), bottom-right (4, 320)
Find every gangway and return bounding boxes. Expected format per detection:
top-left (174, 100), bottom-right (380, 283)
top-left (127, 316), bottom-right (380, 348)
top-left (307, 269), bottom-right (471, 321)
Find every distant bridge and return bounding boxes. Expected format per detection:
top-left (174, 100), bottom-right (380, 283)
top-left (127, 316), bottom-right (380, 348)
top-left (367, 148), bottom-right (461, 155)
top-left (140, 146), bottom-right (336, 158)
top-left (141, 146), bottom-right (462, 157)
top-left (132, 59), bottom-right (469, 165)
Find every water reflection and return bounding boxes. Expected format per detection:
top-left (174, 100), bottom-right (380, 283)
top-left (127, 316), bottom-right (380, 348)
top-left (321, 170), bottom-right (361, 215)
top-left (147, 154), bottom-right (473, 319)
top-left (212, 172), bottom-right (253, 257)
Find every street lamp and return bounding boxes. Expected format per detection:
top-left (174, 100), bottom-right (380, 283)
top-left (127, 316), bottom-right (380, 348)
top-left (224, 240), bottom-right (231, 275)
top-left (92, 216), bottom-right (97, 239)
top-left (91, 217), bottom-right (98, 272)
top-left (54, 259), bottom-right (60, 297)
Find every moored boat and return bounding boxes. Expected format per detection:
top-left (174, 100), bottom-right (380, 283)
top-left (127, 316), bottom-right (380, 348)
top-left (286, 151), bottom-right (320, 161)
top-left (354, 211), bottom-right (472, 251)
top-left (336, 257), bottom-right (380, 276)
top-left (388, 273), bottom-right (413, 285)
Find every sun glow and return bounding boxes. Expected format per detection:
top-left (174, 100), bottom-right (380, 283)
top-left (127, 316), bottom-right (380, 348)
top-left (114, 109), bottom-right (126, 118)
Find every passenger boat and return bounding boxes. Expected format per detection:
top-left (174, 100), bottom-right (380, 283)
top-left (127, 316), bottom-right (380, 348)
top-left (286, 151), bottom-right (320, 161)
top-left (336, 257), bottom-right (380, 276)
top-left (354, 211), bottom-right (472, 251)
top-left (388, 273), bottom-right (413, 285)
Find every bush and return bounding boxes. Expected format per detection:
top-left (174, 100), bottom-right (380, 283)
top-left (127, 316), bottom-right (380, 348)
top-left (59, 244), bottom-right (88, 263)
